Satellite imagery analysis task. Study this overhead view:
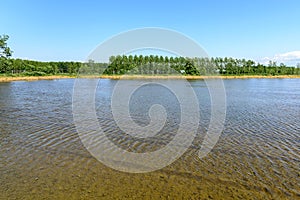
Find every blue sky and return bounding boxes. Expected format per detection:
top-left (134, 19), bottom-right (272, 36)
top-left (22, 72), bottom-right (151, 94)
top-left (1, 0), bottom-right (300, 65)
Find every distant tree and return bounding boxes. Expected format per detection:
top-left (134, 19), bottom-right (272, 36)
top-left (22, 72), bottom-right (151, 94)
top-left (109, 56), bottom-right (116, 64)
top-left (268, 60), bottom-right (277, 67)
top-left (0, 35), bottom-right (12, 58)
top-left (0, 34), bottom-right (13, 73)
top-left (185, 60), bottom-right (200, 75)
top-left (279, 63), bottom-right (286, 74)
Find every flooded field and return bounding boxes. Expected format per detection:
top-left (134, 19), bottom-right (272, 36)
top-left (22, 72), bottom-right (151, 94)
top-left (0, 78), bottom-right (299, 199)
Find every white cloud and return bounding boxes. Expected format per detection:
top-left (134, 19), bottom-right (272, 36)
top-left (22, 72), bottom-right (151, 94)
top-left (258, 51), bottom-right (300, 66)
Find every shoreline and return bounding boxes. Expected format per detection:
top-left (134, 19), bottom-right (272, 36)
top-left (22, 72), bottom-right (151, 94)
top-left (95, 75), bottom-right (300, 80)
top-left (0, 74), bottom-right (300, 82)
top-left (0, 75), bottom-right (75, 82)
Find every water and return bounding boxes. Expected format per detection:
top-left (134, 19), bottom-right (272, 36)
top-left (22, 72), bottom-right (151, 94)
top-left (0, 78), bottom-right (299, 199)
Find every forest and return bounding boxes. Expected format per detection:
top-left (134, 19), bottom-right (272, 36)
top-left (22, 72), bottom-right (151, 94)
top-left (102, 55), bottom-right (300, 76)
top-left (1, 35), bottom-right (299, 76)
top-left (0, 55), bottom-right (299, 77)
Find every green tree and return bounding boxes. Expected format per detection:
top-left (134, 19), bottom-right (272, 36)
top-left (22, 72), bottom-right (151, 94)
top-left (0, 35), bottom-right (12, 58)
top-left (0, 35), bottom-right (13, 73)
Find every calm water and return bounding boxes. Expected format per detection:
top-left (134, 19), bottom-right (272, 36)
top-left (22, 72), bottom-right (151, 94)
top-left (0, 78), bottom-right (299, 199)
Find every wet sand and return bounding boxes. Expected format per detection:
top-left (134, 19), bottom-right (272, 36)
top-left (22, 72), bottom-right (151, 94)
top-left (1, 153), bottom-right (278, 200)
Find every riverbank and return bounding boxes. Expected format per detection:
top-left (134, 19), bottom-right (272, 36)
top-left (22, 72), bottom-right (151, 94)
top-left (0, 75), bottom-right (75, 82)
top-left (95, 74), bottom-right (300, 80)
top-left (0, 74), bottom-right (300, 82)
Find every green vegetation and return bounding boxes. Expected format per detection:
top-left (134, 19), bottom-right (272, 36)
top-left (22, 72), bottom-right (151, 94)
top-left (0, 35), bottom-right (13, 74)
top-left (104, 55), bottom-right (300, 76)
top-left (5, 59), bottom-right (86, 76)
top-left (1, 34), bottom-right (299, 77)
top-left (1, 55), bottom-right (299, 77)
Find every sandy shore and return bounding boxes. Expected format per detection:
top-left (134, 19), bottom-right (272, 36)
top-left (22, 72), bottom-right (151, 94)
top-left (96, 74), bottom-right (300, 80)
top-left (1, 74), bottom-right (300, 82)
top-left (0, 75), bottom-right (75, 82)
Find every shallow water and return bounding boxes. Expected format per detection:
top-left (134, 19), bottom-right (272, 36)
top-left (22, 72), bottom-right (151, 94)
top-left (0, 78), bottom-right (299, 199)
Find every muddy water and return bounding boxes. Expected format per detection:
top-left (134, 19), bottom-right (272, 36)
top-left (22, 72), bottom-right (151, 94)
top-left (0, 78), bottom-right (299, 199)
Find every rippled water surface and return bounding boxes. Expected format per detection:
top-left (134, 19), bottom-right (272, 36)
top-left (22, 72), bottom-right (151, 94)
top-left (0, 78), bottom-right (299, 199)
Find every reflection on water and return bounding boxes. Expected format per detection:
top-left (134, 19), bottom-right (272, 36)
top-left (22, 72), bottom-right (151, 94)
top-left (0, 79), bottom-right (299, 199)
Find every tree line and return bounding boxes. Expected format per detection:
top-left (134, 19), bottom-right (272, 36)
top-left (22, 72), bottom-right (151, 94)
top-left (104, 55), bottom-right (299, 76)
top-left (1, 55), bottom-right (299, 76)
top-left (1, 34), bottom-right (299, 76)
